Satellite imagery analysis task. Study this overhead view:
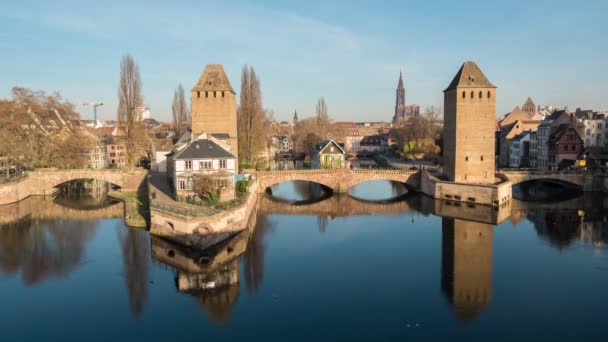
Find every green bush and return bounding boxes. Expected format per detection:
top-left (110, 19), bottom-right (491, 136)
top-left (236, 180), bottom-right (249, 193)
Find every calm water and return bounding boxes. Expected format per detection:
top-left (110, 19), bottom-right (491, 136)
top-left (1, 181), bottom-right (608, 341)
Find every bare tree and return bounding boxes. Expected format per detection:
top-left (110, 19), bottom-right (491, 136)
top-left (0, 87), bottom-right (94, 170)
top-left (117, 54), bottom-right (144, 167)
top-left (237, 65), bottom-right (269, 166)
top-left (171, 84), bottom-right (189, 138)
top-left (315, 97), bottom-right (330, 139)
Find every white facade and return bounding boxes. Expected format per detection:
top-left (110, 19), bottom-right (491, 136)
top-left (509, 133), bottom-right (530, 168)
top-left (536, 123), bottom-right (550, 169)
top-left (581, 118), bottom-right (605, 147)
top-left (153, 151), bottom-right (170, 173)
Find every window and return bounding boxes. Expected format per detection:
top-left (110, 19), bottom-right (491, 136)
top-left (487, 91), bottom-right (491, 98)
top-left (200, 161), bottom-right (212, 169)
top-left (197, 91), bottom-right (200, 98)
top-left (481, 155), bottom-right (484, 161)
top-left (219, 159), bottom-right (227, 169)
top-left (462, 91), bottom-right (465, 99)
top-left (185, 160), bottom-right (192, 170)
top-left (222, 91), bottom-right (225, 98)
top-left (465, 156), bottom-right (469, 161)
top-left (178, 180), bottom-right (186, 190)
top-left (478, 91), bottom-right (482, 98)
top-left (470, 91), bottom-right (474, 98)
top-left (214, 91), bottom-right (217, 98)
top-left (187, 178), bottom-right (194, 190)
top-left (205, 91), bottom-right (208, 98)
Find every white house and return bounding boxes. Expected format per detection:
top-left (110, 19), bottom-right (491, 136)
top-left (167, 133), bottom-right (236, 200)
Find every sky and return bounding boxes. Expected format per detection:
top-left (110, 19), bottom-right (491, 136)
top-left (0, 0), bottom-right (606, 122)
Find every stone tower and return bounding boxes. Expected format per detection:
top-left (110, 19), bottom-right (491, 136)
top-left (443, 61), bottom-right (496, 183)
top-left (441, 218), bottom-right (493, 322)
top-left (393, 71), bottom-right (406, 124)
top-left (522, 97), bottom-right (536, 118)
top-left (191, 64), bottom-right (238, 165)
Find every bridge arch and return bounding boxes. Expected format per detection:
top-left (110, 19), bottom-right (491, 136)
top-left (28, 169), bottom-right (146, 195)
top-left (499, 171), bottom-right (585, 189)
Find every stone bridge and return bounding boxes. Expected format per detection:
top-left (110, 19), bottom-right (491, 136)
top-left (258, 193), bottom-right (419, 217)
top-left (0, 168), bottom-right (147, 205)
top-left (256, 169), bottom-right (420, 193)
top-left (498, 170), bottom-right (585, 187)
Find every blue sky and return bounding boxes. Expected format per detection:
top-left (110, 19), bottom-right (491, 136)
top-left (1, 0), bottom-right (606, 122)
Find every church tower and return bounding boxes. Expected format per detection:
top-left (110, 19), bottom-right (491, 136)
top-left (191, 64), bottom-right (238, 165)
top-left (443, 61), bottom-right (496, 183)
top-left (522, 97), bottom-right (536, 118)
top-left (393, 71), bottom-right (406, 124)
top-left (293, 110), bottom-right (299, 124)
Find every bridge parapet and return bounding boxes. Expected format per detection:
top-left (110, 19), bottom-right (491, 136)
top-left (256, 169), bottom-right (420, 193)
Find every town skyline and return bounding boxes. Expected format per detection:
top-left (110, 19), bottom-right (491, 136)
top-left (1, 0), bottom-right (607, 122)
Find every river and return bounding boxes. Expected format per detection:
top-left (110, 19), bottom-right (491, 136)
top-left (1, 180), bottom-right (607, 340)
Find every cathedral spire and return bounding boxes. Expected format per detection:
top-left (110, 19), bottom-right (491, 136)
top-left (398, 70), bottom-right (404, 89)
top-left (293, 110), bottom-right (298, 124)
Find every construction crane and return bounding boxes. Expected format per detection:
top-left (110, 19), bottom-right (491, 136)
top-left (83, 102), bottom-right (104, 123)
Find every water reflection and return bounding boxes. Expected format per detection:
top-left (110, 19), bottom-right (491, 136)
top-left (1, 180), bottom-right (608, 334)
top-left (441, 218), bottom-right (493, 322)
top-left (348, 179), bottom-right (409, 202)
top-left (117, 227), bottom-right (150, 318)
top-left (0, 218), bottom-right (97, 286)
top-left (151, 228), bottom-right (251, 323)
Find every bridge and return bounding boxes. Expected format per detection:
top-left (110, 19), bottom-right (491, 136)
top-left (256, 169), bottom-right (420, 194)
top-left (498, 170), bottom-right (586, 187)
top-left (0, 168), bottom-right (147, 206)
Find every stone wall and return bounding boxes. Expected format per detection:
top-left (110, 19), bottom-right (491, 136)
top-left (150, 181), bottom-right (259, 249)
top-left (420, 172), bottom-right (512, 207)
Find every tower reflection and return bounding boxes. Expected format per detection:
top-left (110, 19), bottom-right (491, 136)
top-left (441, 218), bottom-right (493, 322)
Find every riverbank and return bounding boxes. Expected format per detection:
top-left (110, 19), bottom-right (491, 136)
top-left (108, 190), bottom-right (149, 228)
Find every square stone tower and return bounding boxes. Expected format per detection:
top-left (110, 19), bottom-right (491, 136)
top-left (191, 64), bottom-right (238, 165)
top-left (443, 61), bottom-right (496, 183)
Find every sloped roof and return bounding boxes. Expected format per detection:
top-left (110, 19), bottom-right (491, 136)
top-left (523, 97), bottom-right (535, 107)
top-left (174, 139), bottom-right (235, 160)
top-left (192, 64), bottom-right (235, 93)
top-left (444, 61), bottom-right (496, 91)
top-left (316, 139), bottom-right (346, 154)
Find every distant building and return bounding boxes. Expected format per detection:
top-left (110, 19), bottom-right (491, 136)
top-left (311, 139), bottom-right (346, 169)
top-left (392, 71), bottom-right (420, 125)
top-left (509, 131), bottom-right (532, 168)
top-left (548, 127), bottom-right (583, 170)
top-left (497, 119), bottom-right (540, 168)
top-left (536, 108), bottom-right (581, 170)
top-left (529, 131), bottom-right (538, 168)
top-left (293, 110), bottom-right (298, 125)
top-left (360, 134), bottom-right (388, 153)
top-left (522, 97), bottom-right (536, 117)
top-left (271, 134), bottom-right (293, 154)
top-left (575, 108), bottom-right (606, 147)
top-left (443, 61), bottom-right (496, 183)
